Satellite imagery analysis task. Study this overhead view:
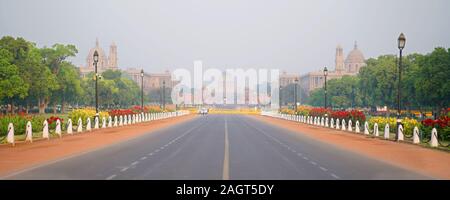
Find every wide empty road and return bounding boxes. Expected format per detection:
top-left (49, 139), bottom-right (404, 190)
top-left (5, 114), bottom-right (428, 180)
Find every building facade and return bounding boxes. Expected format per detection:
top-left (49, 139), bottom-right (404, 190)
top-left (78, 39), bottom-right (173, 98)
top-left (300, 42), bottom-right (366, 95)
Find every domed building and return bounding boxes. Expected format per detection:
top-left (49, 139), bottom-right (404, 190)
top-left (300, 42), bottom-right (366, 95)
top-left (344, 42), bottom-right (366, 74)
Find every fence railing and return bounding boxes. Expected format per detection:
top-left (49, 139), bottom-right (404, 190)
top-left (3, 110), bottom-right (190, 146)
top-left (261, 111), bottom-right (448, 149)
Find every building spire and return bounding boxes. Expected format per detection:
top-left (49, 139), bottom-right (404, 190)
top-left (96, 38), bottom-right (99, 47)
top-left (354, 41), bottom-right (358, 49)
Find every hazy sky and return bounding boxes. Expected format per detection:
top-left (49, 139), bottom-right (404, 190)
top-left (1, 0), bottom-right (449, 74)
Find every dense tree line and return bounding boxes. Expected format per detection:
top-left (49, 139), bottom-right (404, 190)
top-left (306, 48), bottom-right (450, 116)
top-left (0, 36), bottom-right (144, 114)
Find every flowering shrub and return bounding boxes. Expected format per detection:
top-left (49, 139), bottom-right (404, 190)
top-left (0, 114), bottom-right (46, 138)
top-left (68, 108), bottom-right (109, 126)
top-left (368, 117), bottom-right (420, 135)
top-left (309, 108), bottom-right (330, 118)
top-left (47, 116), bottom-right (64, 130)
top-left (109, 109), bottom-right (135, 117)
top-left (421, 116), bottom-right (450, 141)
top-left (145, 105), bottom-right (163, 113)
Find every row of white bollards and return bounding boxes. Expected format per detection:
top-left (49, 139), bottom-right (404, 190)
top-left (5, 111), bottom-right (189, 146)
top-left (261, 111), bottom-right (440, 148)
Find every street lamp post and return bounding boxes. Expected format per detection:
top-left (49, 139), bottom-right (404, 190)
top-left (162, 80), bottom-right (166, 111)
top-left (397, 33), bottom-right (406, 140)
top-left (93, 51), bottom-right (99, 119)
top-left (279, 85), bottom-right (282, 113)
top-left (323, 67), bottom-right (328, 110)
top-left (140, 69), bottom-right (144, 113)
top-left (294, 78), bottom-right (298, 114)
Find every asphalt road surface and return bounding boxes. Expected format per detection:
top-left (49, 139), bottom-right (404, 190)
top-left (4, 114), bottom-right (429, 180)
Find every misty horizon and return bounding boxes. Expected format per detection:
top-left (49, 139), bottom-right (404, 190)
top-left (1, 0), bottom-right (449, 75)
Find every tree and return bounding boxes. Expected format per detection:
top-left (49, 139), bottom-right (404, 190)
top-left (415, 48), bottom-right (450, 116)
top-left (52, 63), bottom-right (83, 113)
top-left (0, 49), bottom-right (29, 113)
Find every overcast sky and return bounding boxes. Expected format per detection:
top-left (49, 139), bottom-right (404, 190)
top-left (1, 0), bottom-right (449, 74)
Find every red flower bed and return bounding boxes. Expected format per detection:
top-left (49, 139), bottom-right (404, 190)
top-left (47, 116), bottom-right (63, 125)
top-left (422, 116), bottom-right (450, 128)
top-left (308, 108), bottom-right (330, 117)
top-left (108, 109), bottom-right (135, 117)
top-left (329, 110), bottom-right (365, 122)
top-left (131, 106), bottom-right (148, 113)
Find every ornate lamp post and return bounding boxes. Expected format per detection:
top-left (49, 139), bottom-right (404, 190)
top-left (162, 80), bottom-right (166, 111)
top-left (93, 51), bottom-right (99, 119)
top-left (279, 85), bottom-right (282, 113)
top-left (140, 69), bottom-right (144, 113)
top-left (294, 78), bottom-right (298, 114)
top-left (323, 67), bottom-right (328, 110)
top-left (397, 33), bottom-right (406, 140)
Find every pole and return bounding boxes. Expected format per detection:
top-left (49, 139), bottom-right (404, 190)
top-left (279, 86), bottom-right (282, 112)
top-left (141, 74), bottom-right (144, 112)
top-left (396, 48), bottom-right (403, 140)
top-left (294, 83), bottom-right (297, 114)
top-left (94, 62), bottom-right (98, 116)
top-left (324, 75), bottom-right (327, 110)
top-left (162, 81), bottom-right (166, 111)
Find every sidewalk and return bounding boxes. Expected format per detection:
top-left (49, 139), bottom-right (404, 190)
top-left (0, 114), bottom-right (195, 178)
top-left (254, 115), bottom-right (450, 179)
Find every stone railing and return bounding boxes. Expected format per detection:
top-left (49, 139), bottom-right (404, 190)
top-left (261, 111), bottom-right (445, 148)
top-left (4, 110), bottom-right (190, 146)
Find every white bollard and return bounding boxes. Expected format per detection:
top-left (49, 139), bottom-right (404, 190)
top-left (86, 117), bottom-right (92, 131)
top-left (94, 117), bottom-right (99, 129)
top-left (108, 116), bottom-right (112, 128)
top-left (26, 121), bottom-right (33, 143)
top-left (7, 123), bottom-right (14, 146)
top-left (413, 126), bottom-right (420, 144)
top-left (430, 128), bottom-right (438, 147)
top-left (119, 115), bottom-right (123, 126)
top-left (67, 119), bottom-right (73, 135)
top-left (330, 118), bottom-right (334, 129)
top-left (123, 115), bottom-right (127, 125)
top-left (113, 116), bottom-right (118, 127)
top-left (384, 124), bottom-right (390, 139)
top-left (320, 117), bottom-right (324, 126)
top-left (364, 121), bottom-right (369, 135)
top-left (374, 123), bottom-right (379, 137)
top-left (102, 117), bottom-right (106, 128)
top-left (348, 120), bottom-right (353, 132)
top-left (43, 120), bottom-right (49, 139)
top-left (355, 121), bottom-right (360, 133)
top-left (325, 118), bottom-right (329, 127)
top-left (55, 119), bottom-right (62, 138)
top-left (77, 118), bottom-right (83, 133)
top-left (397, 124), bottom-right (404, 141)
top-left (341, 119), bottom-right (346, 131)
top-left (336, 119), bottom-right (340, 130)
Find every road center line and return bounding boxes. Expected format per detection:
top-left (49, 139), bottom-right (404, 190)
top-left (222, 117), bottom-right (230, 180)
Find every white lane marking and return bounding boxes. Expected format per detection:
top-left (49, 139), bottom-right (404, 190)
top-left (106, 174), bottom-right (117, 180)
top-left (140, 156), bottom-right (147, 160)
top-left (297, 153), bottom-right (303, 156)
top-left (131, 161), bottom-right (139, 166)
top-left (310, 161), bottom-right (317, 165)
top-left (330, 173), bottom-right (340, 179)
top-left (303, 157), bottom-right (309, 160)
top-left (319, 166), bottom-right (328, 172)
top-left (148, 153), bottom-right (153, 156)
top-left (120, 167), bottom-right (129, 172)
top-left (222, 116), bottom-right (230, 180)
top-left (155, 149), bottom-right (160, 153)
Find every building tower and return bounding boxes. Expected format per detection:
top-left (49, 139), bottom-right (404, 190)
top-left (335, 45), bottom-right (344, 73)
top-left (108, 42), bottom-right (118, 69)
